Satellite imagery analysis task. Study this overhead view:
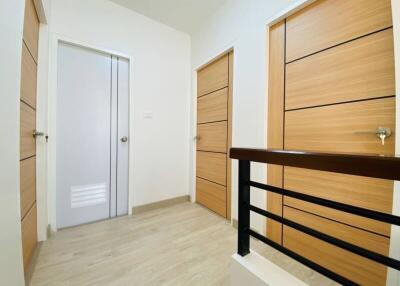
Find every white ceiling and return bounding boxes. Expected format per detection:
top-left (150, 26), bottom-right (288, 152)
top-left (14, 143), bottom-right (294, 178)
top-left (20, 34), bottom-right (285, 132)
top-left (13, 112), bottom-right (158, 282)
top-left (109, 0), bottom-right (227, 34)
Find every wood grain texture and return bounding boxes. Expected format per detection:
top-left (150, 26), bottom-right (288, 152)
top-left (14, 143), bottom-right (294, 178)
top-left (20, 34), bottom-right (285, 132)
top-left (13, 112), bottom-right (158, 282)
top-left (266, 21), bottom-right (285, 244)
top-left (197, 121), bottom-right (227, 153)
top-left (285, 198), bottom-right (391, 237)
top-left (283, 226), bottom-right (387, 286)
top-left (284, 167), bottom-right (393, 236)
top-left (286, 0), bottom-right (393, 62)
top-left (227, 52), bottom-right (234, 219)
top-left (285, 98), bottom-right (396, 155)
top-left (20, 102), bottom-right (36, 160)
top-left (23, 0), bottom-right (40, 62)
top-left (284, 206), bottom-right (389, 256)
top-left (197, 88), bottom-right (228, 124)
top-left (196, 177), bottom-right (226, 217)
top-left (196, 52), bottom-right (232, 219)
top-left (197, 151), bottom-right (227, 186)
top-left (22, 203), bottom-right (37, 271)
top-left (197, 55), bottom-right (229, 97)
top-left (21, 42), bottom-right (38, 108)
top-left (286, 29), bottom-right (395, 110)
top-left (267, 166), bottom-right (284, 243)
top-left (20, 157), bottom-right (36, 219)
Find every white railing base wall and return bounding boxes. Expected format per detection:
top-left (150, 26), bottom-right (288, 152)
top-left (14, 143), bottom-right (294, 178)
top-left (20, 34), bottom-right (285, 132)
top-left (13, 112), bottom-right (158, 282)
top-left (231, 250), bottom-right (308, 286)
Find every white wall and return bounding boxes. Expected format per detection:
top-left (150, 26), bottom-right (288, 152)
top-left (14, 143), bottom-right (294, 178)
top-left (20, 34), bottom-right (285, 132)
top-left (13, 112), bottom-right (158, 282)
top-left (0, 1), bottom-right (26, 285)
top-left (190, 0), bottom-right (299, 232)
top-left (44, 0), bottom-right (191, 230)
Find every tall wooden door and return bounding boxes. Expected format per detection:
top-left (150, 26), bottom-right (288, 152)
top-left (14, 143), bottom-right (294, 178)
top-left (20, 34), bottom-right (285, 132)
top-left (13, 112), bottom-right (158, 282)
top-left (196, 52), bottom-right (233, 218)
top-left (266, 0), bottom-right (395, 285)
top-left (20, 0), bottom-right (40, 274)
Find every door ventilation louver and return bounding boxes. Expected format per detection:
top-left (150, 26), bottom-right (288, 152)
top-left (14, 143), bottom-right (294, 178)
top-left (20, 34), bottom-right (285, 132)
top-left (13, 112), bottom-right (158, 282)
top-left (71, 183), bottom-right (107, 208)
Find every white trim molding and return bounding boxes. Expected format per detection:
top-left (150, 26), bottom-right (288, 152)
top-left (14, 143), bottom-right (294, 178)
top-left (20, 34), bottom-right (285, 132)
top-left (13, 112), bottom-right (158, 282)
top-left (265, 0), bottom-right (317, 27)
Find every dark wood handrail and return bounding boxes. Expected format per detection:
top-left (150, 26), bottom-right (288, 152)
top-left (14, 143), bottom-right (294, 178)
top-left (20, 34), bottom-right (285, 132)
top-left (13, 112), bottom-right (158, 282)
top-left (230, 148), bottom-right (400, 181)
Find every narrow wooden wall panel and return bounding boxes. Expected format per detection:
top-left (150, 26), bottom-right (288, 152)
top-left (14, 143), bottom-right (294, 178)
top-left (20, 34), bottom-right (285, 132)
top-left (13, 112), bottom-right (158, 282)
top-left (266, 21), bottom-right (285, 243)
top-left (197, 88), bottom-right (228, 124)
top-left (196, 178), bottom-right (227, 217)
top-left (20, 157), bottom-right (36, 219)
top-left (196, 151), bottom-right (227, 186)
top-left (23, 0), bottom-right (40, 62)
top-left (286, 29), bottom-right (395, 110)
top-left (285, 98), bottom-right (395, 155)
top-left (21, 43), bottom-right (38, 108)
top-left (20, 103), bottom-right (36, 160)
top-left (286, 0), bottom-right (393, 62)
top-left (197, 121), bottom-right (228, 153)
top-left (197, 55), bottom-right (229, 97)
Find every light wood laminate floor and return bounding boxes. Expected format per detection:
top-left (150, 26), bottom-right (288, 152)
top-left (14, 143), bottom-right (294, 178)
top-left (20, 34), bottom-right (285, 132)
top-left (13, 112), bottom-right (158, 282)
top-left (30, 202), bottom-right (335, 286)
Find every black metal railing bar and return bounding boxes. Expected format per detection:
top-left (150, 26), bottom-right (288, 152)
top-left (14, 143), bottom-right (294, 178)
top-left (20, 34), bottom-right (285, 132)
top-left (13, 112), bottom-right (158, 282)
top-left (231, 148), bottom-right (400, 286)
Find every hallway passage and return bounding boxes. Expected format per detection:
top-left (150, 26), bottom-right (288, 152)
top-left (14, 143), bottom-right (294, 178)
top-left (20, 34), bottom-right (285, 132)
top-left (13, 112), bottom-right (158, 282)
top-left (30, 203), bottom-right (336, 286)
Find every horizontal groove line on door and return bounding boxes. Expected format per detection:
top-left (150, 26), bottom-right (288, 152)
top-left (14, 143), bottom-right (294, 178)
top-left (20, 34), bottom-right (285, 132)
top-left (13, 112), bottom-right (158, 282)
top-left (21, 200), bottom-right (36, 222)
top-left (285, 26), bottom-right (393, 65)
top-left (22, 39), bottom-right (38, 65)
top-left (20, 154), bottom-right (36, 162)
top-left (196, 176), bottom-right (226, 187)
top-left (198, 85), bottom-right (229, 99)
top-left (20, 99), bottom-right (36, 111)
top-left (283, 204), bottom-right (391, 239)
top-left (285, 95), bottom-right (396, 112)
top-left (197, 119), bottom-right (228, 125)
top-left (196, 150), bottom-right (227, 154)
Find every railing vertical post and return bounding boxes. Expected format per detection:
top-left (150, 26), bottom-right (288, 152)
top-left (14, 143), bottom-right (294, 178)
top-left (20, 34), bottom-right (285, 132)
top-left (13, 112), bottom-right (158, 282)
top-left (238, 160), bottom-right (250, 256)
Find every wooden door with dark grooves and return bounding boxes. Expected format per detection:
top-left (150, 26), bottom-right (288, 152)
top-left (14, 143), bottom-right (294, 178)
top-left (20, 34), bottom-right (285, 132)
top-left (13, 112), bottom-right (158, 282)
top-left (266, 1), bottom-right (395, 285)
top-left (196, 53), bottom-right (233, 218)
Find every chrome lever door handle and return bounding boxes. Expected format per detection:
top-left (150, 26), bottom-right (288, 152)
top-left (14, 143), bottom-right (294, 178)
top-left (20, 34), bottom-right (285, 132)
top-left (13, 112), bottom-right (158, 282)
top-left (32, 130), bottom-right (45, 137)
top-left (354, 127), bottom-right (392, 145)
top-left (354, 127), bottom-right (392, 136)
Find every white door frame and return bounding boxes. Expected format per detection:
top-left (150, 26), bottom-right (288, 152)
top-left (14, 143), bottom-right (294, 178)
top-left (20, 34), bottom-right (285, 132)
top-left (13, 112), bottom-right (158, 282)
top-left (47, 34), bottom-right (135, 232)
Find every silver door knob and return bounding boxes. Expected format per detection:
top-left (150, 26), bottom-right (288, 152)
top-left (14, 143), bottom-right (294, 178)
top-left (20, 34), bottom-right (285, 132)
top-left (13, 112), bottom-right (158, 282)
top-left (121, 136), bottom-right (128, 143)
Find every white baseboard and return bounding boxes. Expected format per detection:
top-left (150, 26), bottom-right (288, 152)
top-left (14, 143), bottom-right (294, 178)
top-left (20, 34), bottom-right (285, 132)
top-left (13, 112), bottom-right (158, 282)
top-left (132, 195), bottom-right (190, 214)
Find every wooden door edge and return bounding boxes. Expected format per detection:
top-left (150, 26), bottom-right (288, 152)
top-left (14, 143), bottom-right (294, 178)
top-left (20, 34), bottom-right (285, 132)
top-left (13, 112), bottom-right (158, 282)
top-left (227, 51), bottom-right (234, 220)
